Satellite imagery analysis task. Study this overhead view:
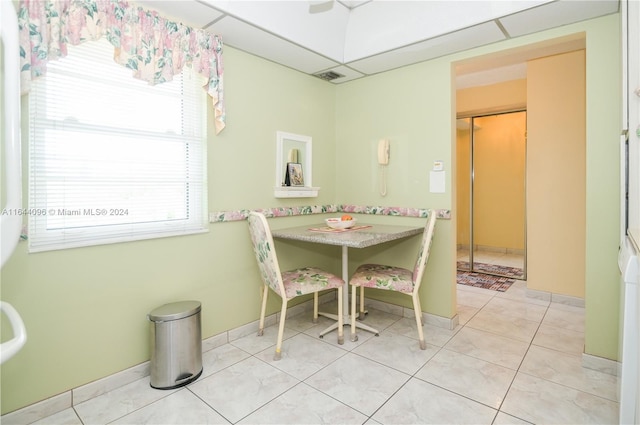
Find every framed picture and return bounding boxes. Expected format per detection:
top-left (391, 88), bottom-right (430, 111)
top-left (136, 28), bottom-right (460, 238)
top-left (286, 162), bottom-right (304, 186)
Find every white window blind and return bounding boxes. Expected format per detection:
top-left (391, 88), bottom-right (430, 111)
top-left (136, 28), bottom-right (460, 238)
top-left (28, 38), bottom-right (208, 252)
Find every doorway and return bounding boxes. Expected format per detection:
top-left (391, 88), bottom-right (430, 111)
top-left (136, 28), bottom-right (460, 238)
top-left (456, 110), bottom-right (527, 279)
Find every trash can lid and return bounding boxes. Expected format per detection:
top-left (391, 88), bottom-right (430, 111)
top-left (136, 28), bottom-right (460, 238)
top-left (148, 300), bottom-right (201, 322)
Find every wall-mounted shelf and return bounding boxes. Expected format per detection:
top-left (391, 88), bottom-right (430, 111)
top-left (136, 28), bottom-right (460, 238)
top-left (275, 131), bottom-right (320, 198)
top-left (274, 186), bottom-right (320, 198)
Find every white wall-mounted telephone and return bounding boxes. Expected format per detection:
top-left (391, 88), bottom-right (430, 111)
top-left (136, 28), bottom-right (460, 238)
top-left (378, 139), bottom-right (390, 165)
top-left (378, 139), bottom-right (389, 196)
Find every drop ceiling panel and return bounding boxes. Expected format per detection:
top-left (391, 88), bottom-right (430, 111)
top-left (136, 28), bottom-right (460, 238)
top-left (348, 21), bottom-right (506, 75)
top-left (343, 0), bottom-right (549, 62)
top-left (133, 0), bottom-right (223, 28)
top-left (486, 0), bottom-right (554, 17)
top-left (203, 0), bottom-right (350, 61)
top-left (208, 16), bottom-right (340, 75)
top-left (138, 0), bottom-right (619, 86)
top-left (499, 0), bottom-right (619, 38)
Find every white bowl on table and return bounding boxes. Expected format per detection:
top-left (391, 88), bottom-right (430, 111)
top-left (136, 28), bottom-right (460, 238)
top-left (325, 218), bottom-right (357, 229)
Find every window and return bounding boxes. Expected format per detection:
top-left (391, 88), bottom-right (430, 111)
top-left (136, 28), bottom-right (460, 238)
top-left (28, 38), bottom-right (208, 252)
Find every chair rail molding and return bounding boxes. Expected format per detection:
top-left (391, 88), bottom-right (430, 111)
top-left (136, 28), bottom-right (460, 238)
top-left (209, 205), bottom-right (450, 223)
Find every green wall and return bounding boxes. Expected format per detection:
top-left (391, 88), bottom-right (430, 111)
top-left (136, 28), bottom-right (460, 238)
top-left (0, 46), bottom-right (341, 414)
top-left (583, 15), bottom-right (623, 359)
top-left (334, 60), bottom-right (456, 319)
top-left (1, 12), bottom-right (622, 414)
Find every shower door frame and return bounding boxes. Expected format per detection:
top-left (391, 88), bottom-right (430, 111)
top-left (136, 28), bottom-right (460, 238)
top-left (459, 109), bottom-right (527, 280)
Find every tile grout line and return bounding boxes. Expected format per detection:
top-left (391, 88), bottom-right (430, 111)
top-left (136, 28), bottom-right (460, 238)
top-left (442, 289), bottom-right (532, 423)
top-left (491, 299), bottom-right (551, 423)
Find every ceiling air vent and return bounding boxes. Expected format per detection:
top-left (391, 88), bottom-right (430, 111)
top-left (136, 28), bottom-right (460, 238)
top-left (314, 71), bottom-right (344, 81)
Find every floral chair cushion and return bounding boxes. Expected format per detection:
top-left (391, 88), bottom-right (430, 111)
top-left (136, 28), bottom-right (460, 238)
top-left (248, 212), bottom-right (344, 300)
top-left (282, 267), bottom-right (344, 299)
top-left (349, 264), bottom-right (414, 294)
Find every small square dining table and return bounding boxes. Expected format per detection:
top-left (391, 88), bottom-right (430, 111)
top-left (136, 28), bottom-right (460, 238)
top-left (271, 222), bottom-right (423, 339)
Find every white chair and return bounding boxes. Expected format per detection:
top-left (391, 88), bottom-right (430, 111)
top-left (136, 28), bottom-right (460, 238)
top-left (247, 211), bottom-right (345, 360)
top-left (349, 211), bottom-right (437, 349)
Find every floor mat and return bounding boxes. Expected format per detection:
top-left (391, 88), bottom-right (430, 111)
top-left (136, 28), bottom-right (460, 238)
top-left (456, 261), bottom-right (524, 279)
top-left (456, 270), bottom-right (515, 292)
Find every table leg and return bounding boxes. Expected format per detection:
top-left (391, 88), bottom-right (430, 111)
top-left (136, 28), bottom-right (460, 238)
top-left (318, 245), bottom-right (379, 339)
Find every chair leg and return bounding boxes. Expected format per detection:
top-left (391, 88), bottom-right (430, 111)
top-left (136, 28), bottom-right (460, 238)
top-left (258, 285), bottom-right (269, 337)
top-left (313, 292), bottom-right (319, 323)
top-left (412, 293), bottom-right (426, 350)
top-left (359, 286), bottom-right (366, 320)
top-left (350, 285), bottom-right (358, 342)
top-left (416, 295), bottom-right (424, 327)
top-left (274, 298), bottom-right (288, 361)
top-left (337, 287), bottom-right (344, 345)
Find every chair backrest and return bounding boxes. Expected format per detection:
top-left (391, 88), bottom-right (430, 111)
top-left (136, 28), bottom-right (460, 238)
top-left (412, 210), bottom-right (437, 292)
top-left (247, 211), bottom-right (285, 297)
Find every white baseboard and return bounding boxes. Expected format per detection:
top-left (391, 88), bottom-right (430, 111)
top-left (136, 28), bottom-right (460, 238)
top-left (425, 312), bottom-right (459, 330)
top-left (0, 392), bottom-right (72, 425)
top-left (1, 293), bottom-right (449, 424)
top-left (582, 352), bottom-right (619, 377)
top-left (526, 288), bottom-right (585, 308)
top-left (361, 296), bottom-right (457, 330)
top-left (551, 293), bottom-right (585, 308)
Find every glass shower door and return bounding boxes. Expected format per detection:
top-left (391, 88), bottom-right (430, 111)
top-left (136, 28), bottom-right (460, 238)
top-left (457, 112), bottom-right (526, 279)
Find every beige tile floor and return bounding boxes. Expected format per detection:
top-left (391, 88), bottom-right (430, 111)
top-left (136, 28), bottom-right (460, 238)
top-left (21, 275), bottom-right (619, 425)
top-left (457, 248), bottom-right (526, 274)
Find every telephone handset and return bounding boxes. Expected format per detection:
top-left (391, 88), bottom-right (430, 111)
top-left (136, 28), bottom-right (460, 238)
top-left (377, 139), bottom-right (389, 196)
top-left (378, 139), bottom-right (390, 165)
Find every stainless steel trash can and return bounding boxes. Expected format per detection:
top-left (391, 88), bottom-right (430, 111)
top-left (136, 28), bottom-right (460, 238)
top-left (148, 300), bottom-right (202, 390)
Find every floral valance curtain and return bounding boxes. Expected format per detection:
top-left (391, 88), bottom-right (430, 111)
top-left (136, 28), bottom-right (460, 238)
top-left (18, 0), bottom-right (225, 134)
